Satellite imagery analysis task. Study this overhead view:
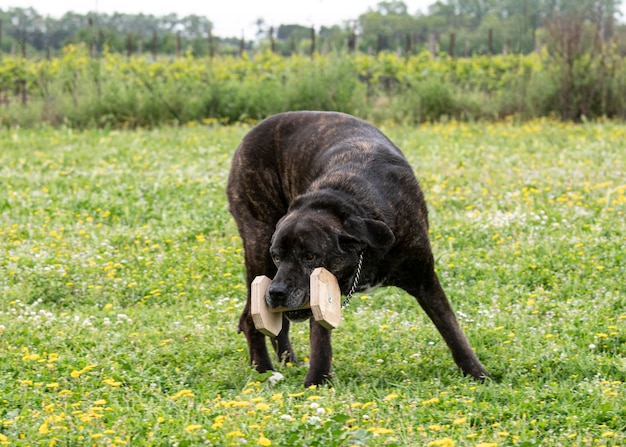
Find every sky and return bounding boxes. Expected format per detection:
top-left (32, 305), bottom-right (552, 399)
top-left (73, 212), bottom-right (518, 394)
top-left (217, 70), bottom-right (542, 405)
top-left (1, 0), bottom-right (437, 38)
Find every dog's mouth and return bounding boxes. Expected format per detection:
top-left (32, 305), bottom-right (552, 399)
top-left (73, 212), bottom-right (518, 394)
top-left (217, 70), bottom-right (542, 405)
top-left (284, 308), bottom-right (313, 322)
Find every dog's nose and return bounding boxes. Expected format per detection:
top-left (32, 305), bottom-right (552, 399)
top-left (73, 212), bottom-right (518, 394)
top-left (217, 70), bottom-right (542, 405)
top-left (268, 282), bottom-right (288, 307)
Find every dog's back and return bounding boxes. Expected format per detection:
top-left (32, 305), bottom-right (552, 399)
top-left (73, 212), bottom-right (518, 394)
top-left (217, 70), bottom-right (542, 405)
top-left (227, 111), bottom-right (421, 228)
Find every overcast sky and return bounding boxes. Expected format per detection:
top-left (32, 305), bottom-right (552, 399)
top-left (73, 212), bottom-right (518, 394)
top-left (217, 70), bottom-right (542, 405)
top-left (1, 0), bottom-right (439, 38)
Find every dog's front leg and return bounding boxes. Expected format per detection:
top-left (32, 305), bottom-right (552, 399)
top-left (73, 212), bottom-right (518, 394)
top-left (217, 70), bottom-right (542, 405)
top-left (239, 300), bottom-right (274, 373)
top-left (270, 316), bottom-right (297, 365)
top-left (304, 318), bottom-right (333, 387)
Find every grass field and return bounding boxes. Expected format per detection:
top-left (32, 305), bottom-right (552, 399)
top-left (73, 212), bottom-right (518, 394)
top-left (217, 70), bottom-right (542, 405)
top-left (0, 119), bottom-right (624, 446)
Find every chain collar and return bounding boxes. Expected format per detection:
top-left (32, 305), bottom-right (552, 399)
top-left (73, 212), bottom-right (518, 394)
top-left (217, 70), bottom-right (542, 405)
top-left (341, 251), bottom-right (364, 309)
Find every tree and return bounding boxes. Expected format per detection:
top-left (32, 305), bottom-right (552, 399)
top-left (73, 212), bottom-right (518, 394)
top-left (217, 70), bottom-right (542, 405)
top-left (358, 1), bottom-right (418, 52)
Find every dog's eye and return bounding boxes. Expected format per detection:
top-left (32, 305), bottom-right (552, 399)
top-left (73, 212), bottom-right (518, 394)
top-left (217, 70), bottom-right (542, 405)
top-left (305, 252), bottom-right (316, 261)
top-left (271, 254), bottom-right (281, 265)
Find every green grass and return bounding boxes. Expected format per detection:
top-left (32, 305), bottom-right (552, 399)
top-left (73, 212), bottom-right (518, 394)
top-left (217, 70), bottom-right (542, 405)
top-left (0, 119), bottom-right (624, 446)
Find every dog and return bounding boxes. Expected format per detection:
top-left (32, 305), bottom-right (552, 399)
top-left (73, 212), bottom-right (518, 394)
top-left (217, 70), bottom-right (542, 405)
top-left (227, 111), bottom-right (490, 386)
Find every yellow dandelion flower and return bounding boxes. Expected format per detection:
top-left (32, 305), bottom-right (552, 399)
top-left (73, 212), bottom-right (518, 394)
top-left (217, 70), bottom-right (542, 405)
top-left (368, 427), bottom-right (394, 435)
top-left (170, 389), bottom-right (194, 400)
top-left (211, 415), bottom-right (225, 429)
top-left (453, 417), bottom-right (467, 425)
top-left (258, 434), bottom-right (272, 446)
top-left (227, 430), bottom-right (245, 438)
top-left (476, 443), bottom-right (498, 447)
top-left (102, 378), bottom-right (122, 387)
top-left (255, 403), bottom-right (271, 411)
top-left (288, 392), bottom-right (305, 398)
top-left (185, 424), bottom-right (202, 432)
top-left (426, 437), bottom-right (455, 446)
top-left (23, 353), bottom-right (41, 362)
top-left (384, 393), bottom-right (399, 401)
top-left (421, 397), bottom-right (440, 405)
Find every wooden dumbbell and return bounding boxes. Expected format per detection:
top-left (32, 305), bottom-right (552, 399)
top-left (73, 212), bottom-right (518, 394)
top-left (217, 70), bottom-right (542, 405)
top-left (251, 267), bottom-right (341, 337)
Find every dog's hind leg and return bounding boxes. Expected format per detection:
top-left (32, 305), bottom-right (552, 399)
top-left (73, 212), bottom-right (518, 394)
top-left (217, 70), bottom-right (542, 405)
top-left (401, 258), bottom-right (491, 381)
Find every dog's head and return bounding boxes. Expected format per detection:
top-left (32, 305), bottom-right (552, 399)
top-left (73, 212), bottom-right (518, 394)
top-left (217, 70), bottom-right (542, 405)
top-left (267, 207), bottom-right (394, 321)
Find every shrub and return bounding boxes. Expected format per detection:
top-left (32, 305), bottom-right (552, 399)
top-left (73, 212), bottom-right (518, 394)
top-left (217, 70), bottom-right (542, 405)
top-left (1, 42), bottom-right (625, 128)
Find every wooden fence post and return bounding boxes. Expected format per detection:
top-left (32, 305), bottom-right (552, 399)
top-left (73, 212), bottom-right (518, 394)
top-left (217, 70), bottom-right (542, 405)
top-left (152, 30), bottom-right (158, 61)
top-left (208, 30), bottom-right (214, 58)
top-left (89, 17), bottom-right (96, 58)
top-left (348, 31), bottom-right (356, 54)
top-left (449, 32), bottom-right (456, 57)
top-left (405, 33), bottom-right (412, 57)
top-left (45, 18), bottom-right (51, 60)
top-left (176, 31), bottom-right (181, 57)
top-left (488, 28), bottom-right (493, 55)
top-left (269, 26), bottom-right (275, 53)
top-left (126, 33), bottom-right (132, 59)
top-left (19, 79), bottom-right (27, 106)
top-left (310, 27), bottom-right (316, 56)
top-left (290, 35), bottom-right (296, 55)
top-left (239, 33), bottom-right (245, 56)
top-left (376, 34), bottom-right (382, 55)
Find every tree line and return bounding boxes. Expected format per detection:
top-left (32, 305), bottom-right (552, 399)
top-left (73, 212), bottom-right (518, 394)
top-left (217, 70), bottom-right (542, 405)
top-left (0, 0), bottom-right (625, 57)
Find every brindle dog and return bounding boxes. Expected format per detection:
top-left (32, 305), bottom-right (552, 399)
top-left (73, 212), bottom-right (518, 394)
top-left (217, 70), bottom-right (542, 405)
top-left (227, 111), bottom-right (490, 386)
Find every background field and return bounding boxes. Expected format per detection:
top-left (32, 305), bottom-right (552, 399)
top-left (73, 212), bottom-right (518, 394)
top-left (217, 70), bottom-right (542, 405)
top-left (0, 120), bottom-right (624, 446)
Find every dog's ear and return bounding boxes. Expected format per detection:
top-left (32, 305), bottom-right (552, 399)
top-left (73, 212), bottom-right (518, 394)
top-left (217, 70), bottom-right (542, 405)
top-left (342, 217), bottom-right (395, 250)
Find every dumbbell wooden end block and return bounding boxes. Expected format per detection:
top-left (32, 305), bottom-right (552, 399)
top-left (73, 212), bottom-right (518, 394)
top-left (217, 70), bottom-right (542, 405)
top-left (251, 275), bottom-right (281, 337)
top-left (251, 267), bottom-right (341, 337)
top-left (309, 267), bottom-right (342, 330)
